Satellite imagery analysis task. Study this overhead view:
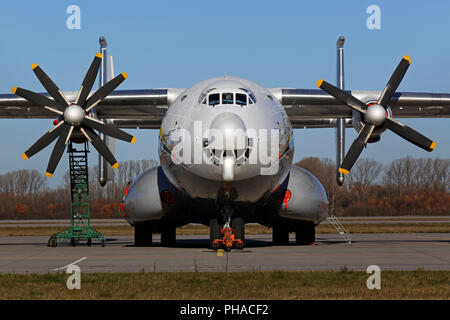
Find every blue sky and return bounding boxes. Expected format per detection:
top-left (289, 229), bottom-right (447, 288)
top-left (0, 0), bottom-right (449, 187)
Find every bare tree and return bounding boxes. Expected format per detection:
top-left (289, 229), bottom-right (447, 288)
top-left (382, 157), bottom-right (449, 195)
top-left (0, 170), bottom-right (47, 195)
top-left (348, 158), bottom-right (382, 188)
top-left (383, 158), bottom-right (409, 196)
top-left (347, 158), bottom-right (382, 201)
top-left (415, 158), bottom-right (450, 192)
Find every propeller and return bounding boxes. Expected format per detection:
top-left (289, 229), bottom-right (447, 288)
top-left (316, 55), bottom-right (436, 175)
top-left (12, 53), bottom-right (136, 177)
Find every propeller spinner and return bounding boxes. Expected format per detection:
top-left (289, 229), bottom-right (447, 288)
top-left (317, 55), bottom-right (436, 175)
top-left (12, 53), bottom-right (136, 177)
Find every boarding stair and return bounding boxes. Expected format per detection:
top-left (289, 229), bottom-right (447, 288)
top-left (326, 215), bottom-right (352, 244)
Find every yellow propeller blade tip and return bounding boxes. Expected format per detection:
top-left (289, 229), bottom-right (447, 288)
top-left (96, 52), bottom-right (103, 59)
top-left (45, 172), bottom-right (53, 178)
top-left (112, 162), bottom-right (119, 169)
top-left (22, 153), bottom-right (28, 160)
top-left (11, 86), bottom-right (17, 94)
top-left (122, 72), bottom-right (128, 79)
top-left (430, 141), bottom-right (437, 150)
top-left (316, 79), bottom-right (323, 88)
top-left (131, 136), bottom-right (137, 144)
top-left (31, 63), bottom-right (38, 70)
top-left (338, 167), bottom-right (349, 175)
top-left (403, 55), bottom-right (411, 64)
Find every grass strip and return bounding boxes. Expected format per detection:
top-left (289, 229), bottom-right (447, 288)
top-left (0, 270), bottom-right (448, 300)
top-left (1, 223), bottom-right (450, 237)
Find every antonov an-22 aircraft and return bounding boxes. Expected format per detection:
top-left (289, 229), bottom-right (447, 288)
top-left (1, 36), bottom-right (449, 249)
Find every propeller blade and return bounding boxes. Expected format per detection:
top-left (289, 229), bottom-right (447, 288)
top-left (81, 127), bottom-right (119, 168)
top-left (22, 121), bottom-right (66, 159)
top-left (316, 80), bottom-right (367, 114)
top-left (83, 116), bottom-right (136, 143)
top-left (84, 72), bottom-right (128, 112)
top-left (45, 124), bottom-right (72, 177)
top-left (385, 118), bottom-right (436, 152)
top-left (12, 87), bottom-right (64, 112)
top-left (339, 124), bottom-right (375, 174)
top-left (76, 53), bottom-right (103, 106)
top-left (378, 56), bottom-right (411, 106)
top-left (31, 64), bottom-right (69, 108)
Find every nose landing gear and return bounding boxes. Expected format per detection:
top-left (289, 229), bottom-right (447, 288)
top-left (211, 228), bottom-right (244, 251)
top-left (210, 207), bottom-right (245, 251)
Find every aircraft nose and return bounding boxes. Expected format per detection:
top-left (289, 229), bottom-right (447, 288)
top-left (208, 113), bottom-right (248, 181)
top-left (209, 112), bottom-right (247, 150)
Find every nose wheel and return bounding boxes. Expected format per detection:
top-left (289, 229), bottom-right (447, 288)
top-left (210, 218), bottom-right (222, 249)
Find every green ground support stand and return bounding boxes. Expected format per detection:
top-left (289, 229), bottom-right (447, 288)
top-left (48, 141), bottom-right (104, 247)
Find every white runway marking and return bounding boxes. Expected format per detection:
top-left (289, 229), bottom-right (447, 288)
top-left (53, 257), bottom-right (87, 271)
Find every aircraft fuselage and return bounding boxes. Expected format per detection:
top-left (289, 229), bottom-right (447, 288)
top-left (158, 76), bottom-right (294, 204)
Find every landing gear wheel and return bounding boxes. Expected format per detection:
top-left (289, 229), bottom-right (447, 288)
top-left (232, 217), bottom-right (245, 250)
top-left (295, 222), bottom-right (315, 245)
top-left (234, 241), bottom-right (244, 250)
top-left (161, 226), bottom-right (176, 247)
top-left (135, 224), bottom-right (152, 247)
top-left (210, 218), bottom-right (222, 249)
top-left (48, 237), bottom-right (57, 247)
top-left (272, 225), bottom-right (289, 246)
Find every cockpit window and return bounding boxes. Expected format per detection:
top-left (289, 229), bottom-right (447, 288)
top-left (199, 87), bottom-right (216, 104)
top-left (206, 90), bottom-right (252, 106)
top-left (209, 93), bottom-right (220, 106)
top-left (236, 93), bottom-right (247, 106)
top-left (249, 93), bottom-right (256, 104)
top-left (239, 88), bottom-right (256, 104)
top-left (222, 93), bottom-right (234, 104)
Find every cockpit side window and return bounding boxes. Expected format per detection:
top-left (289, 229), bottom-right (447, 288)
top-left (249, 93), bottom-right (256, 104)
top-left (236, 93), bottom-right (247, 106)
top-left (222, 93), bottom-right (234, 104)
top-left (209, 93), bottom-right (220, 106)
top-left (199, 87), bottom-right (216, 105)
top-left (239, 88), bottom-right (256, 104)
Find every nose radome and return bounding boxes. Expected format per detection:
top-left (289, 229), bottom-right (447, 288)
top-left (209, 113), bottom-right (247, 150)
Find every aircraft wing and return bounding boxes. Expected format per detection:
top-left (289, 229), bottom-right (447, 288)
top-left (0, 88), bottom-right (184, 129)
top-left (269, 88), bottom-right (450, 128)
top-left (2, 87), bottom-right (450, 129)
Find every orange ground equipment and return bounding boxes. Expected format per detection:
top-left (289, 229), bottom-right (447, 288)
top-left (211, 227), bottom-right (244, 250)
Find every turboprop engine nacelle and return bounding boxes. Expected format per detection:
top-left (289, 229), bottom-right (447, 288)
top-left (122, 166), bottom-right (177, 224)
top-left (277, 166), bottom-right (328, 225)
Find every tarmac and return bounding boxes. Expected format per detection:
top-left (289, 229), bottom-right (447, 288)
top-left (0, 233), bottom-right (448, 273)
top-left (1, 216), bottom-right (449, 227)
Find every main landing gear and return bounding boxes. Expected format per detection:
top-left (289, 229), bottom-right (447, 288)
top-left (210, 207), bottom-right (244, 251)
top-left (272, 221), bottom-right (315, 246)
top-left (134, 223), bottom-right (177, 247)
